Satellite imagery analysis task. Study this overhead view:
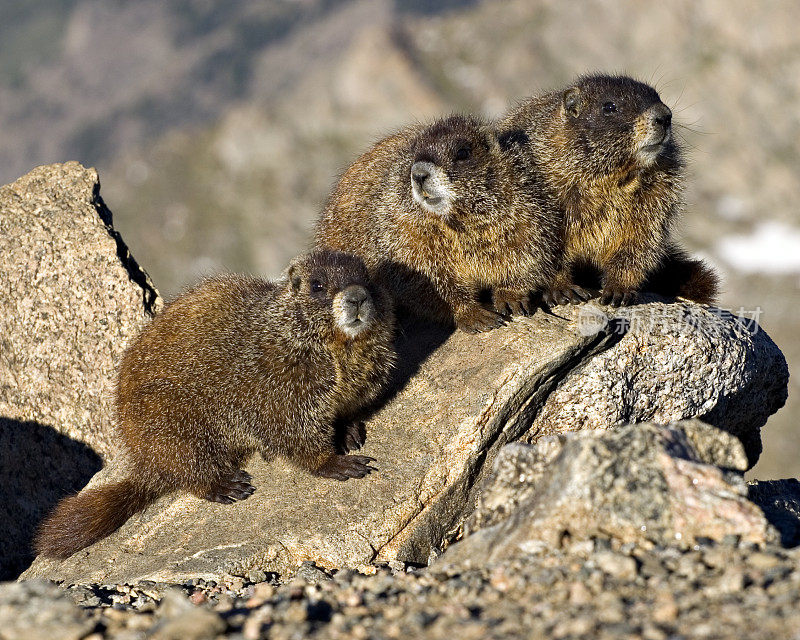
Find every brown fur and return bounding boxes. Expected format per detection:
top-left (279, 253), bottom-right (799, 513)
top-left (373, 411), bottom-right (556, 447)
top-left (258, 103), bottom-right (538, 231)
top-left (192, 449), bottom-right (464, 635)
top-left (645, 244), bottom-right (720, 305)
top-left (35, 251), bottom-right (396, 559)
top-left (315, 114), bottom-right (560, 332)
top-left (499, 74), bottom-right (719, 306)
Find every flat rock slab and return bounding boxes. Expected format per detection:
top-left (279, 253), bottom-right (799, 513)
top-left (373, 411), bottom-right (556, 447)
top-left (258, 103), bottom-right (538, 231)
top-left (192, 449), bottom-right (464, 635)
top-left (0, 163), bottom-right (159, 579)
top-left (22, 311), bottom-right (617, 585)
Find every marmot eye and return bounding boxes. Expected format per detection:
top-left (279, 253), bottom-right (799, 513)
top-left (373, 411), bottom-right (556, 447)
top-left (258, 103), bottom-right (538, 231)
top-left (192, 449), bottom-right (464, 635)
top-left (310, 280), bottom-right (324, 293)
top-left (454, 146), bottom-right (471, 161)
top-left (602, 102), bottom-right (617, 115)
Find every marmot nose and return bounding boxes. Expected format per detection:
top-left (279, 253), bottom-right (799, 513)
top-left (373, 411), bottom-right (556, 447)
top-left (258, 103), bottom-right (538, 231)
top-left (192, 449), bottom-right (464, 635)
top-left (651, 104), bottom-right (672, 130)
top-left (411, 161), bottom-right (432, 187)
top-left (342, 285), bottom-right (369, 310)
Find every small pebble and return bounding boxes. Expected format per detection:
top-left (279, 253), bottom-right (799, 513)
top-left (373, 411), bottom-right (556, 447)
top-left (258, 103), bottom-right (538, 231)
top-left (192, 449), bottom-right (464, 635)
top-left (594, 551), bottom-right (638, 580)
top-left (747, 552), bottom-right (781, 570)
top-left (247, 570), bottom-right (268, 584)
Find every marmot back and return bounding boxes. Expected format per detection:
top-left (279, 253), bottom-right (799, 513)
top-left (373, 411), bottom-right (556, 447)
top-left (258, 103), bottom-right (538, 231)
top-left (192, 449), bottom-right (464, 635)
top-left (315, 114), bottom-right (560, 332)
top-left (35, 250), bottom-right (396, 559)
top-left (500, 74), bottom-right (718, 306)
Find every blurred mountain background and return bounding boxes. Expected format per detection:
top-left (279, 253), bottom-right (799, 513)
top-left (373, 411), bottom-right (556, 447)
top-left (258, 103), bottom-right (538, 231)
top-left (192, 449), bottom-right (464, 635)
top-left (1, 0), bottom-right (797, 479)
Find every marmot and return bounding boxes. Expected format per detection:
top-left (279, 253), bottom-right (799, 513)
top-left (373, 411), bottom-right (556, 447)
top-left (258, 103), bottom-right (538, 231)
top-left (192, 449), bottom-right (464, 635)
top-left (35, 250), bottom-right (396, 559)
top-left (499, 73), bottom-right (719, 306)
top-left (315, 114), bottom-right (561, 332)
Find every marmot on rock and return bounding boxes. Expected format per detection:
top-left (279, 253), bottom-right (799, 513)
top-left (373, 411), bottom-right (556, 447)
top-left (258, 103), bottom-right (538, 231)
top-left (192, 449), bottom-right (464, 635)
top-left (315, 114), bottom-right (561, 332)
top-left (499, 73), bottom-right (719, 306)
top-left (35, 250), bottom-right (396, 559)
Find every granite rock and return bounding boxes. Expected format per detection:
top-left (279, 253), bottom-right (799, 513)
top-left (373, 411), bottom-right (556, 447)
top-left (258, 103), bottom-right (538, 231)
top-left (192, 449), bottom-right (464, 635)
top-left (442, 421), bottom-right (778, 567)
top-left (0, 162), bottom-right (159, 579)
top-left (525, 302), bottom-right (789, 467)
top-left (6, 164), bottom-right (790, 587)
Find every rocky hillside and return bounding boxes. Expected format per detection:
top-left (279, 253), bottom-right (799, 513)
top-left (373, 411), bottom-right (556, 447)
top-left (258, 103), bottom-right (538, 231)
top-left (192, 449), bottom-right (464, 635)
top-left (0, 0), bottom-right (797, 476)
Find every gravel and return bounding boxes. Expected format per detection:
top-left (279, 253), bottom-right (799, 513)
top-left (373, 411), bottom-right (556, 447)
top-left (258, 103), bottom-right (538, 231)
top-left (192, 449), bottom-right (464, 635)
top-left (12, 536), bottom-right (794, 640)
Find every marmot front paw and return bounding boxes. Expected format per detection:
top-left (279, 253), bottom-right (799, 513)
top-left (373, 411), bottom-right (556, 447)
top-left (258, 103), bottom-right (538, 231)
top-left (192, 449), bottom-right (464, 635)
top-left (492, 288), bottom-right (534, 316)
top-left (455, 305), bottom-right (508, 333)
top-left (600, 287), bottom-right (639, 307)
top-left (543, 285), bottom-right (594, 306)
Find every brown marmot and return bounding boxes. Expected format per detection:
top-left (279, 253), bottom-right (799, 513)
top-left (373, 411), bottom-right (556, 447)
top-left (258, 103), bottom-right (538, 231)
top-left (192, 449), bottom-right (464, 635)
top-left (314, 114), bottom-right (561, 332)
top-left (35, 250), bottom-right (396, 559)
top-left (499, 73), bottom-right (719, 306)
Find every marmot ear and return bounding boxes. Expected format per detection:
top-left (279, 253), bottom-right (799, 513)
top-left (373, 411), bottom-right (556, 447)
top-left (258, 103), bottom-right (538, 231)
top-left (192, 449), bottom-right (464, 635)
top-left (563, 88), bottom-right (582, 117)
top-left (285, 262), bottom-right (302, 292)
top-left (496, 129), bottom-right (530, 151)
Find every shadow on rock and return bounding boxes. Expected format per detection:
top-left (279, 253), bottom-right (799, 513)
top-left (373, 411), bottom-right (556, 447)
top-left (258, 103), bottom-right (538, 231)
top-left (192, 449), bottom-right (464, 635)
top-left (390, 314), bottom-right (453, 393)
top-left (0, 418), bottom-right (102, 579)
top-left (749, 479), bottom-right (800, 547)
top-left (332, 309), bottom-right (453, 450)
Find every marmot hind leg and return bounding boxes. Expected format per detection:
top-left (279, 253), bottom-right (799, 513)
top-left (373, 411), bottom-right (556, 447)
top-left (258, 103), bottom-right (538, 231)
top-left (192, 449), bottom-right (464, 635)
top-left (199, 469), bottom-right (256, 504)
top-left (312, 454), bottom-right (378, 481)
top-left (134, 430), bottom-right (255, 504)
top-left (645, 244), bottom-right (720, 304)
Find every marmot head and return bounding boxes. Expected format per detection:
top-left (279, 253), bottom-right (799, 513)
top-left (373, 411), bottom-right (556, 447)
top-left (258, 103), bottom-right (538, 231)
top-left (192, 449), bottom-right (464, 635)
top-left (556, 74), bottom-right (680, 178)
top-left (407, 115), bottom-right (504, 226)
top-left (284, 250), bottom-right (393, 340)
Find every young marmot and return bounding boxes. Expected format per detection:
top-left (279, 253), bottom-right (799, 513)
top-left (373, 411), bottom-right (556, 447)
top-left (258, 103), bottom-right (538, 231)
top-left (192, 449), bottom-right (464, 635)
top-left (315, 114), bottom-right (560, 332)
top-left (35, 250), bottom-right (396, 559)
top-left (499, 74), bottom-right (719, 306)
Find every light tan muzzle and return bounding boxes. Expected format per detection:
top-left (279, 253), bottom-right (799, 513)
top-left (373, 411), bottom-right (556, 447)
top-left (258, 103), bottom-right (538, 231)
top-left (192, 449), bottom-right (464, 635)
top-left (334, 285), bottom-right (376, 338)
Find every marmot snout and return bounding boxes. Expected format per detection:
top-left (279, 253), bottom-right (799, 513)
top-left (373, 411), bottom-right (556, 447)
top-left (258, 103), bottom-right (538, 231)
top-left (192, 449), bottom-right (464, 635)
top-left (636, 103), bottom-right (673, 162)
top-left (410, 160), bottom-right (454, 215)
top-left (333, 284), bottom-right (378, 338)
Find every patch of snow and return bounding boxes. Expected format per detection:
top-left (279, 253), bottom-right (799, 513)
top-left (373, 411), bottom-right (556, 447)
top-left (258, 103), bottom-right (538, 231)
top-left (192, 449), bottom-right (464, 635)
top-left (715, 221), bottom-right (800, 275)
top-left (715, 195), bottom-right (747, 221)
